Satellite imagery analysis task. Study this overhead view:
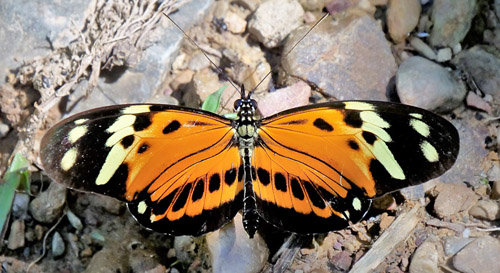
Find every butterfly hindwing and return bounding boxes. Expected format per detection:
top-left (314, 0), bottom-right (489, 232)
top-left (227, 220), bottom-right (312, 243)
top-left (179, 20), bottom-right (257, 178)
top-left (252, 101), bottom-right (459, 233)
top-left (41, 104), bottom-right (244, 236)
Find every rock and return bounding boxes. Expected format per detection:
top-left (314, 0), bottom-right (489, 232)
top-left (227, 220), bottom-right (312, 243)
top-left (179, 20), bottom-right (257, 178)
top-left (453, 46), bottom-right (500, 101)
top-left (299, 0), bottom-right (329, 11)
top-left (433, 182), bottom-right (478, 218)
top-left (466, 92), bottom-right (492, 113)
top-left (188, 53), bottom-right (211, 71)
top-left (442, 236), bottom-right (474, 256)
top-left (87, 195), bottom-right (124, 215)
top-left (64, 0), bottom-right (213, 115)
top-left (491, 181), bottom-right (500, 200)
top-left (206, 214), bottom-right (269, 273)
top-left (7, 219), bottom-right (25, 250)
top-left (0, 0), bottom-right (89, 88)
top-left (248, 0), bottom-right (304, 48)
top-left (257, 81), bottom-right (311, 117)
top-left (282, 14), bottom-right (396, 101)
top-left (430, 0), bottom-right (477, 47)
top-left (224, 11), bottom-right (247, 34)
top-left (330, 251), bottom-right (352, 271)
top-left (409, 241), bottom-right (439, 273)
top-left (0, 122), bottom-right (10, 138)
top-left (66, 210), bottom-right (83, 231)
top-left (386, 0), bottom-right (421, 42)
top-left (452, 236), bottom-right (500, 273)
top-left (128, 244), bottom-right (160, 272)
top-left (173, 236), bottom-right (196, 264)
top-left (436, 48), bottom-right (453, 62)
top-left (396, 56), bottom-right (466, 112)
top-left (29, 182), bottom-right (67, 224)
top-left (51, 231), bottom-right (65, 257)
top-left (11, 193), bottom-right (30, 219)
top-left (83, 245), bottom-right (130, 273)
top-left (409, 37), bottom-right (437, 60)
top-left (469, 200), bottom-right (500, 220)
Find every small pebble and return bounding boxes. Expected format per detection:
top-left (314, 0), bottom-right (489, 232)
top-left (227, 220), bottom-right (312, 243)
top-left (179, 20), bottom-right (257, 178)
top-left (409, 37), bottom-right (437, 60)
top-left (11, 193), bottom-right (30, 218)
top-left (7, 220), bottom-right (25, 250)
top-left (386, 0), bottom-right (421, 42)
top-left (51, 231), bottom-right (65, 257)
top-left (491, 181), bottom-right (500, 200)
top-left (443, 236), bottom-right (474, 256)
top-left (433, 182), bottom-right (478, 218)
top-left (436, 47), bottom-right (452, 62)
top-left (409, 241), bottom-right (439, 273)
top-left (66, 210), bottom-right (83, 231)
top-left (430, 0), bottom-right (477, 47)
top-left (224, 11), bottom-right (246, 34)
top-left (0, 122), bottom-right (10, 138)
top-left (29, 182), bottom-right (67, 224)
top-left (188, 53), bottom-right (211, 71)
top-left (469, 200), bottom-right (500, 221)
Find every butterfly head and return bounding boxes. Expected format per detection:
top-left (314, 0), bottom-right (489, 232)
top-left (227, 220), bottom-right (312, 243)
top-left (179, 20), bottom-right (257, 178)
top-left (234, 85), bottom-right (257, 113)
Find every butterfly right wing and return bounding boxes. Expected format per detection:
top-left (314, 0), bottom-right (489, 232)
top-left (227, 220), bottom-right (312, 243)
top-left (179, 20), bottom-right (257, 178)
top-left (41, 104), bottom-right (244, 236)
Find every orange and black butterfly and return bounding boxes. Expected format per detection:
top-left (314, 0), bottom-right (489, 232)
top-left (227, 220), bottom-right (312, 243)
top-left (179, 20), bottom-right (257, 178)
top-left (40, 85), bottom-right (459, 238)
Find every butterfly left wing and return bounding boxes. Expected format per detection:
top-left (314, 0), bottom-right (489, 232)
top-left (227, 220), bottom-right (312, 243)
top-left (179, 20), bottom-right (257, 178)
top-left (253, 101), bottom-right (459, 234)
top-left (41, 104), bottom-right (244, 236)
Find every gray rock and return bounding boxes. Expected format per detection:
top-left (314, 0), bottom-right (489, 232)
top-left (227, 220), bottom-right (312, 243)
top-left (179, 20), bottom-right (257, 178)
top-left (452, 237), bottom-right (500, 273)
top-left (0, 0), bottom-right (88, 87)
top-left (409, 241), bottom-right (440, 273)
top-left (430, 0), bottom-right (477, 47)
top-left (433, 182), bottom-right (478, 218)
top-left (436, 48), bottom-right (453, 62)
top-left (51, 231), bottom-right (65, 257)
top-left (409, 37), bottom-right (437, 60)
top-left (396, 56), bottom-right (466, 112)
top-left (7, 219), bottom-right (25, 250)
top-left (282, 14), bottom-right (396, 101)
top-left (63, 0), bottom-right (213, 115)
top-left (11, 193), bottom-right (30, 219)
top-left (173, 236), bottom-right (196, 264)
top-left (443, 236), bottom-right (474, 256)
top-left (0, 122), bottom-right (10, 138)
top-left (83, 245), bottom-right (130, 273)
top-left (248, 0), bottom-right (304, 48)
top-left (469, 200), bottom-right (500, 220)
top-left (29, 182), bottom-right (66, 224)
top-left (206, 214), bottom-right (269, 273)
top-left (66, 210), bottom-right (83, 231)
top-left (453, 46), bottom-right (500, 101)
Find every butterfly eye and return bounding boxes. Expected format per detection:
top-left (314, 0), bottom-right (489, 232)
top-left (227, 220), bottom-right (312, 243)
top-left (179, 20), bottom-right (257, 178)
top-left (250, 99), bottom-right (257, 109)
top-left (234, 99), bottom-right (242, 110)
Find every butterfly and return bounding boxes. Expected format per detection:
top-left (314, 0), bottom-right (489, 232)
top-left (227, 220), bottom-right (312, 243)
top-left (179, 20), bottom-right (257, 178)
top-left (40, 86), bottom-right (459, 238)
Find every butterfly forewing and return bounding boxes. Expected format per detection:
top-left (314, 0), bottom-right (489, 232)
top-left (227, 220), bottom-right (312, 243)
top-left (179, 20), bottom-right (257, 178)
top-left (41, 104), bottom-right (244, 236)
top-left (253, 101), bottom-right (459, 233)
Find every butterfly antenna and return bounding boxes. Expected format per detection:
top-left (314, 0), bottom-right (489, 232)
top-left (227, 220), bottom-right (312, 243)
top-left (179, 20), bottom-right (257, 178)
top-left (162, 12), bottom-right (241, 95)
top-left (250, 13), bottom-right (330, 95)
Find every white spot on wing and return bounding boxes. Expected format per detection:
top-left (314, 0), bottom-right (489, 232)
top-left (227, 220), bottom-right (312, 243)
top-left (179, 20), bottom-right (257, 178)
top-left (137, 201), bottom-right (147, 214)
top-left (371, 139), bottom-right (406, 180)
top-left (410, 119), bottom-right (430, 137)
top-left (420, 140), bottom-right (439, 162)
top-left (122, 105), bottom-right (151, 114)
top-left (410, 113), bottom-right (423, 119)
top-left (61, 148), bottom-right (78, 171)
top-left (107, 115), bottom-right (136, 133)
top-left (360, 111), bottom-right (390, 128)
top-left (344, 102), bottom-right (375, 111)
top-left (95, 144), bottom-right (128, 185)
top-left (74, 118), bottom-right (88, 125)
top-left (68, 125), bottom-right (88, 144)
top-left (352, 197), bottom-right (362, 211)
top-left (362, 123), bottom-right (392, 142)
top-left (105, 127), bottom-right (135, 147)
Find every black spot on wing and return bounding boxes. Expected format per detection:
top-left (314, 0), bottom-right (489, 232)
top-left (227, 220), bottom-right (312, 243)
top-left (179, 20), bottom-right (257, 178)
top-left (120, 135), bottom-right (134, 149)
top-left (152, 188), bottom-right (178, 215)
top-left (291, 178), bottom-right (304, 200)
top-left (192, 178), bottom-right (204, 202)
top-left (303, 182), bottom-right (326, 209)
top-left (172, 183), bottom-right (192, 212)
top-left (134, 114), bottom-right (152, 131)
top-left (209, 173), bottom-right (221, 192)
top-left (362, 131), bottom-right (376, 145)
top-left (138, 143), bottom-right (149, 154)
top-left (344, 111), bottom-right (362, 128)
top-left (274, 173), bottom-right (287, 192)
top-left (348, 139), bottom-right (359, 150)
top-left (313, 118), bottom-right (334, 132)
top-left (238, 165), bottom-right (244, 182)
top-left (257, 168), bottom-right (271, 186)
top-left (224, 168), bottom-right (237, 186)
top-left (163, 120), bottom-right (181, 134)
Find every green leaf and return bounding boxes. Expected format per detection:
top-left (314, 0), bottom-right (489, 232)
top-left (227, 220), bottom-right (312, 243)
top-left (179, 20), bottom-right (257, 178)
top-left (201, 85), bottom-right (227, 113)
top-left (0, 154), bottom-right (31, 244)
